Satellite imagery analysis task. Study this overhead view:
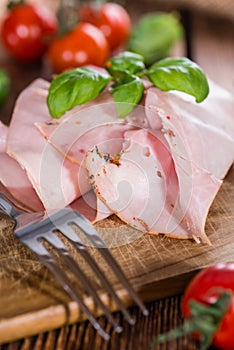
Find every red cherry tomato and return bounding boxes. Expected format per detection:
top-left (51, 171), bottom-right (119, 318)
top-left (47, 22), bottom-right (110, 73)
top-left (1, 4), bottom-right (58, 62)
top-left (182, 262), bottom-right (234, 350)
top-left (79, 2), bottom-right (131, 51)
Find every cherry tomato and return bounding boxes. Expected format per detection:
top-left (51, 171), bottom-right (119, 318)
top-left (1, 3), bottom-right (58, 62)
top-left (79, 2), bottom-right (131, 51)
top-left (47, 22), bottom-right (109, 73)
top-left (182, 262), bottom-right (234, 350)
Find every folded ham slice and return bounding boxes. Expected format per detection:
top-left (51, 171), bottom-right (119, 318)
top-left (0, 123), bottom-right (44, 211)
top-left (85, 129), bottom-right (219, 242)
top-left (6, 79), bottom-right (91, 211)
top-left (85, 129), bottom-right (186, 234)
top-left (4, 78), bottom-right (112, 220)
top-left (0, 153), bottom-right (44, 212)
top-left (145, 80), bottom-right (234, 179)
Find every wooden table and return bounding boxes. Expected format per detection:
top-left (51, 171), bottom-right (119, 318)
top-left (0, 1), bottom-right (233, 349)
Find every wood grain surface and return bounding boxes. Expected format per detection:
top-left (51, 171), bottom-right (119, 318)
top-left (0, 2), bottom-right (234, 349)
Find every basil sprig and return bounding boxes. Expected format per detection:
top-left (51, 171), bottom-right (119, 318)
top-left (47, 67), bottom-right (111, 118)
top-left (147, 57), bottom-right (209, 102)
top-left (47, 52), bottom-right (209, 119)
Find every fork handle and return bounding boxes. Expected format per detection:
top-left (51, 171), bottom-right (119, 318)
top-left (0, 194), bottom-right (21, 218)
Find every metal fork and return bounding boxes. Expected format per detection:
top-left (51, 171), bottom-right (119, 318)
top-left (0, 193), bottom-right (148, 340)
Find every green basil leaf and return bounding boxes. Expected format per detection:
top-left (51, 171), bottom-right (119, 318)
top-left (128, 13), bottom-right (184, 65)
top-left (105, 51), bottom-right (145, 78)
top-left (47, 67), bottom-right (111, 118)
top-left (109, 75), bottom-right (144, 118)
top-left (0, 69), bottom-right (10, 106)
top-left (147, 57), bottom-right (209, 102)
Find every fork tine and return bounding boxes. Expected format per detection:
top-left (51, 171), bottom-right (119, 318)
top-left (60, 211), bottom-right (149, 317)
top-left (22, 235), bottom-right (111, 341)
top-left (95, 248), bottom-right (149, 317)
top-left (44, 233), bottom-right (123, 333)
top-left (57, 225), bottom-right (136, 325)
top-left (10, 206), bottom-right (148, 339)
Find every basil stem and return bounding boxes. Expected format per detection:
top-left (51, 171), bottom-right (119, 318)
top-left (109, 75), bottom-right (144, 118)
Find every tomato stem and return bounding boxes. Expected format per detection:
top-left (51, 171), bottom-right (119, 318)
top-left (152, 292), bottom-right (232, 350)
top-left (57, 0), bottom-right (78, 35)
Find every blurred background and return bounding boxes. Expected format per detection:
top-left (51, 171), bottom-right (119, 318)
top-left (0, 0), bottom-right (234, 124)
top-left (1, 0), bottom-right (234, 21)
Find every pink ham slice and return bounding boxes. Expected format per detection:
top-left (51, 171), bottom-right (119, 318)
top-left (84, 131), bottom-right (222, 243)
top-left (85, 129), bottom-right (179, 233)
top-left (6, 79), bottom-right (91, 211)
top-left (0, 123), bottom-right (44, 211)
top-left (143, 81), bottom-right (234, 242)
top-left (0, 153), bottom-right (44, 212)
top-left (85, 129), bottom-right (219, 242)
top-left (145, 80), bottom-right (234, 180)
top-left (0, 121), bottom-right (8, 153)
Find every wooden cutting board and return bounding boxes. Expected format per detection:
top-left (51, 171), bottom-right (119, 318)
top-left (0, 165), bottom-right (233, 344)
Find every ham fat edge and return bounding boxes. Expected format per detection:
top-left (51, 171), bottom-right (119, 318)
top-left (0, 78), bottom-right (233, 243)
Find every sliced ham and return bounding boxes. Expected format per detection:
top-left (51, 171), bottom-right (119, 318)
top-left (6, 79), bottom-right (91, 211)
top-left (2, 74), bottom-right (233, 243)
